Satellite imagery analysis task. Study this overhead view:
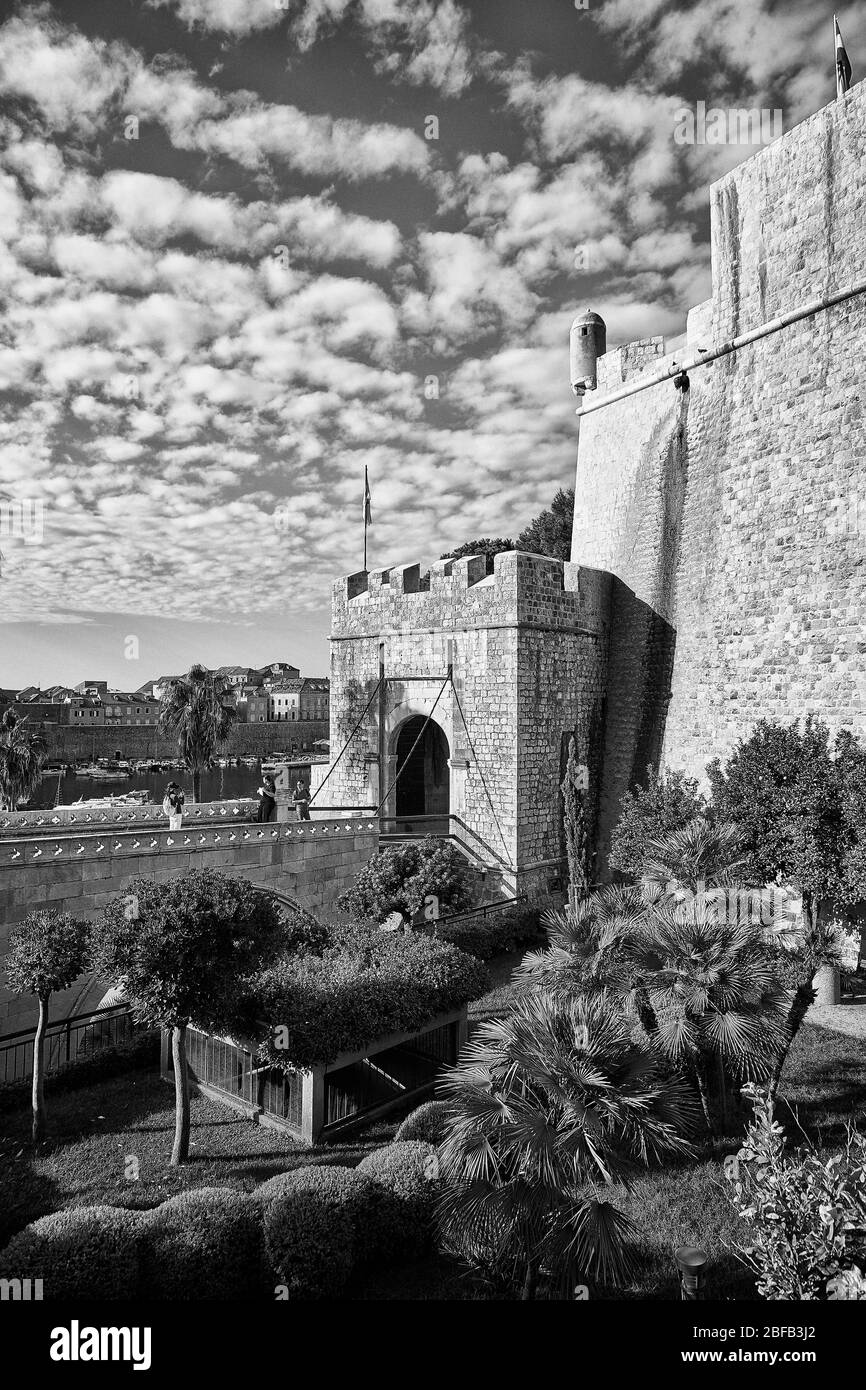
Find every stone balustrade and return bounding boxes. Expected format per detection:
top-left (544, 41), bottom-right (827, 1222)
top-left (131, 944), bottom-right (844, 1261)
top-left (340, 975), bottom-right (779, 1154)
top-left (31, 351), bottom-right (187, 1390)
top-left (0, 815), bottom-right (377, 866)
top-left (0, 799), bottom-right (259, 835)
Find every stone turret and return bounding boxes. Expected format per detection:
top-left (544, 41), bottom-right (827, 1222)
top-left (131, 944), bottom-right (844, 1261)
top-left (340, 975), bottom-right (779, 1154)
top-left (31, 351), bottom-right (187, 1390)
top-left (570, 309), bottom-right (607, 394)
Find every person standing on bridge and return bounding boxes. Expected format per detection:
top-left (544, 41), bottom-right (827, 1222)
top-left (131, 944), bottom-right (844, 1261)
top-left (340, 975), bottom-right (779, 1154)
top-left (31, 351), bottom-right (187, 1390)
top-left (257, 773), bottom-right (277, 823)
top-left (162, 781), bottom-right (185, 831)
top-left (292, 778), bottom-right (311, 821)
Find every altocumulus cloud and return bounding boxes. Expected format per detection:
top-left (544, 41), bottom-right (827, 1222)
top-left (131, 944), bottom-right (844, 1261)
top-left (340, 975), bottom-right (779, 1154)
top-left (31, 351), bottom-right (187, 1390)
top-left (0, 0), bottom-right (853, 652)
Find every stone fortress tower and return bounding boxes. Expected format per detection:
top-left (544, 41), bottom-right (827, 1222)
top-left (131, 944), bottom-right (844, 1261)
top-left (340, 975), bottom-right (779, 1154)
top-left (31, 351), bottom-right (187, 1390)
top-left (320, 79), bottom-right (866, 891)
top-left (319, 555), bottom-right (610, 899)
top-left (573, 78), bottom-right (866, 867)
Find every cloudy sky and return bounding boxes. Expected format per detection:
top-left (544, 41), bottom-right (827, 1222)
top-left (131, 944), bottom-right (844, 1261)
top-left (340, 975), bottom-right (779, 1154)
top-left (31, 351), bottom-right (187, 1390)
top-left (0, 0), bottom-right (862, 689)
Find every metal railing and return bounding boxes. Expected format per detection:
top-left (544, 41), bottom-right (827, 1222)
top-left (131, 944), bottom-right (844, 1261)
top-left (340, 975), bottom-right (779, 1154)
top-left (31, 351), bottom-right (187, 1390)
top-left (378, 812), bottom-right (512, 871)
top-left (0, 1003), bottom-right (135, 1084)
top-left (434, 894), bottom-right (528, 927)
top-left (180, 1026), bottom-right (304, 1129)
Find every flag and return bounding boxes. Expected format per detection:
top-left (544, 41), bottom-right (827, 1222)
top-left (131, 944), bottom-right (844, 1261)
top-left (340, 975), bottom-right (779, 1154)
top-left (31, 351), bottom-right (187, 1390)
top-left (836, 15), bottom-right (852, 97)
top-left (364, 467), bottom-right (372, 525)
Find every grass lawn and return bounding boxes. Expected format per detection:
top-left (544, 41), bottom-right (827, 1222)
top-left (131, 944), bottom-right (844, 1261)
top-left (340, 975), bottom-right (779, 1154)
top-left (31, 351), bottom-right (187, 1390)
top-left (467, 947), bottom-right (525, 1027)
top-left (1, 963), bottom-right (863, 1299)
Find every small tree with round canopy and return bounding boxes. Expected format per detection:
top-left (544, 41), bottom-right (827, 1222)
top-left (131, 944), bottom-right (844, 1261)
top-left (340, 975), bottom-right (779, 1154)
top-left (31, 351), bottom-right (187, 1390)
top-left (90, 869), bottom-right (284, 1165)
top-left (5, 910), bottom-right (91, 1143)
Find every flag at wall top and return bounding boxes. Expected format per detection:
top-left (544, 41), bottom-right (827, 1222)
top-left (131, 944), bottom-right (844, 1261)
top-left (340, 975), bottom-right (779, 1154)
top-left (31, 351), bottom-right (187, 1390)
top-left (836, 15), bottom-right (852, 96)
top-left (364, 467), bottom-right (372, 525)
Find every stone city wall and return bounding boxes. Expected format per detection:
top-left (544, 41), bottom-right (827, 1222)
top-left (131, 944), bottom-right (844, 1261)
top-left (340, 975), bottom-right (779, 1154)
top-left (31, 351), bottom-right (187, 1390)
top-left (572, 84), bottom-right (866, 863)
top-left (0, 814), bottom-right (378, 1033)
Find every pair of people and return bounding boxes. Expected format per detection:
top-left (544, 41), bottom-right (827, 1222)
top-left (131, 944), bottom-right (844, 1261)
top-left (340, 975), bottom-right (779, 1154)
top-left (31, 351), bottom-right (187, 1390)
top-left (256, 776), bottom-right (310, 821)
top-left (162, 781), bottom-right (185, 829)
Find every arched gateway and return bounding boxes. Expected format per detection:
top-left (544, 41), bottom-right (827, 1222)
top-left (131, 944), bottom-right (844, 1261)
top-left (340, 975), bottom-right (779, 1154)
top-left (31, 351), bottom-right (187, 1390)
top-left (394, 716), bottom-right (450, 819)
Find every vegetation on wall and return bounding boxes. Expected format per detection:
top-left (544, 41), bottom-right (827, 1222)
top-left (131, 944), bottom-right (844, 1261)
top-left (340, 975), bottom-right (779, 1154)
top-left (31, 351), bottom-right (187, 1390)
top-left (240, 924), bottom-right (488, 1072)
top-left (337, 836), bottom-right (472, 926)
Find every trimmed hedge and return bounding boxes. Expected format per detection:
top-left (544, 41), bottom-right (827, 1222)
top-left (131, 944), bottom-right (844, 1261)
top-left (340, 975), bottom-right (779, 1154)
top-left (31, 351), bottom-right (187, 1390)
top-left (0, 1139), bottom-right (444, 1299)
top-left (0, 1028), bottom-right (159, 1115)
top-left (242, 924), bottom-right (488, 1071)
top-left (357, 1141), bottom-right (440, 1257)
top-left (395, 1100), bottom-right (450, 1146)
top-left (262, 1166), bottom-right (374, 1299)
top-left (0, 1205), bottom-right (141, 1299)
top-left (140, 1187), bottom-right (264, 1301)
top-left (434, 904), bottom-right (544, 961)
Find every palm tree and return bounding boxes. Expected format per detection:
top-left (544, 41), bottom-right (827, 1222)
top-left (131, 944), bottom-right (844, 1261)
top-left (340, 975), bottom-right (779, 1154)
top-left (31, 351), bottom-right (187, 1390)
top-left (158, 665), bottom-right (237, 803)
top-left (0, 709), bottom-right (47, 811)
top-left (518, 884), bottom-right (659, 1037)
top-left (642, 817), bottom-right (751, 895)
top-left (630, 897), bottom-right (789, 1133)
top-left (437, 991), bottom-right (697, 1298)
top-left (521, 877), bottom-right (789, 1135)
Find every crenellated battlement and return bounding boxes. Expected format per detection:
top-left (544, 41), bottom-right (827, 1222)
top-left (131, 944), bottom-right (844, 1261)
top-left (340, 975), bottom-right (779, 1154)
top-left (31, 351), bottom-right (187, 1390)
top-left (333, 549), bottom-right (610, 639)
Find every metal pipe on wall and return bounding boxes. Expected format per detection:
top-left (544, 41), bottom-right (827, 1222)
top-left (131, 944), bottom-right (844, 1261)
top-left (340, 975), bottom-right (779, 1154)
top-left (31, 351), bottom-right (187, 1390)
top-left (577, 276), bottom-right (866, 416)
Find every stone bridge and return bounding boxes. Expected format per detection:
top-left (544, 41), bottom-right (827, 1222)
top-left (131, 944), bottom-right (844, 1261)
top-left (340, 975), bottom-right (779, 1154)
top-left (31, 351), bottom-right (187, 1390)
top-left (0, 800), bottom-right (378, 1033)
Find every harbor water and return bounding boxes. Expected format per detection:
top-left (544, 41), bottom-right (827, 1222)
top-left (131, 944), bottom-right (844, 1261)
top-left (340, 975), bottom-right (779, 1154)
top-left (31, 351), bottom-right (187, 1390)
top-left (29, 763), bottom-right (266, 811)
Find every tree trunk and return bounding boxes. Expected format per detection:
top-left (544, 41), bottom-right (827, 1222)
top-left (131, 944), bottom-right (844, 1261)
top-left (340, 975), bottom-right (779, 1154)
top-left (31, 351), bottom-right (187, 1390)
top-left (192, 769), bottom-right (201, 805)
top-left (32, 994), bottom-right (49, 1145)
top-left (520, 1257), bottom-right (539, 1301)
top-left (693, 1056), bottom-right (715, 1137)
top-left (716, 1052), bottom-right (729, 1134)
top-left (170, 1024), bottom-right (191, 1166)
top-left (634, 985), bottom-right (658, 1039)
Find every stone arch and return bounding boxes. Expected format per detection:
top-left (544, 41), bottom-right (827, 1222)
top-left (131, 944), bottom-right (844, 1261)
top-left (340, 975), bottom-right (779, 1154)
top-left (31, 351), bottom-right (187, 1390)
top-left (389, 713), bottom-right (451, 820)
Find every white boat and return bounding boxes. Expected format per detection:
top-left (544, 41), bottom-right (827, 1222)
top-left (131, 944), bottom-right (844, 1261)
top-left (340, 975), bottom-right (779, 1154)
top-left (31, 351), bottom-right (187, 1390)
top-left (56, 790), bottom-right (154, 810)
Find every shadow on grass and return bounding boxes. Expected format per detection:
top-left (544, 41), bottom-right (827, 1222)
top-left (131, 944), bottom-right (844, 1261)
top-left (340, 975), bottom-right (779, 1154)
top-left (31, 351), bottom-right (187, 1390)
top-left (776, 1023), bottom-right (866, 1147)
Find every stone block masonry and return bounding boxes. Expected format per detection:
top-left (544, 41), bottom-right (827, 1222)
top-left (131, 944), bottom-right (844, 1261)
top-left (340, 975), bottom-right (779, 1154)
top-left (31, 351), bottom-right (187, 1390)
top-left (572, 82), bottom-right (866, 867)
top-left (0, 815), bottom-right (379, 1034)
top-left (325, 551), bottom-right (609, 897)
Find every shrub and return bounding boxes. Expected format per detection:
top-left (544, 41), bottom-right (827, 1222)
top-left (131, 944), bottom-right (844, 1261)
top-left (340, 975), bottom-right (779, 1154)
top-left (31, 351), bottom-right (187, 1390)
top-left (0, 1205), bottom-right (141, 1299)
top-left (337, 836), bottom-right (472, 924)
top-left (435, 904), bottom-right (543, 960)
top-left (243, 927), bottom-right (488, 1072)
top-left (140, 1187), bottom-right (264, 1300)
top-left (724, 1085), bottom-right (866, 1300)
top-left (395, 1100), bottom-right (450, 1146)
top-left (608, 766), bottom-right (706, 882)
top-left (278, 911), bottom-right (331, 956)
top-left (262, 1166), bottom-right (372, 1298)
top-left (357, 1141), bottom-right (440, 1257)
